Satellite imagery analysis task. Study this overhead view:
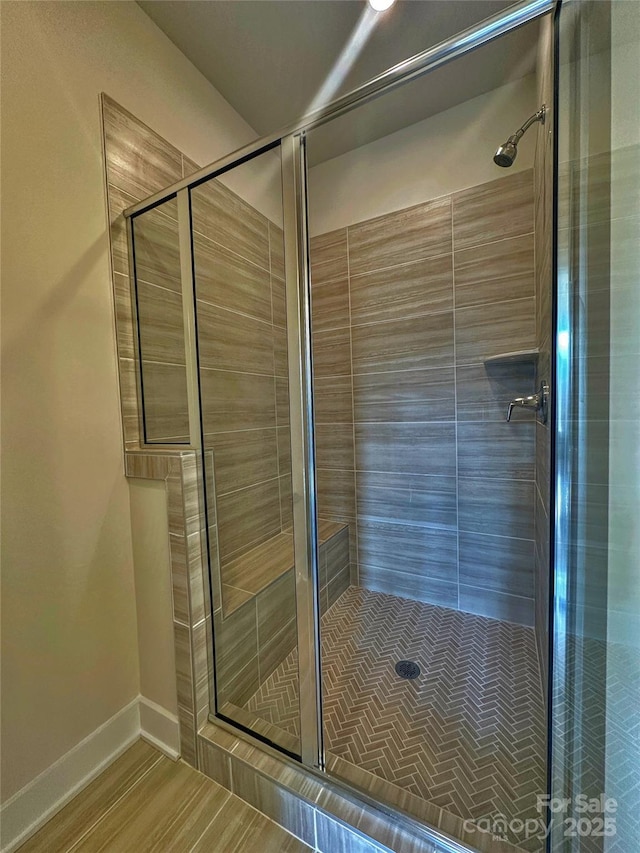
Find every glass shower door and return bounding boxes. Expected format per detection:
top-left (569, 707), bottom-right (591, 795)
top-left (189, 146), bottom-right (305, 757)
top-left (552, 0), bottom-right (640, 850)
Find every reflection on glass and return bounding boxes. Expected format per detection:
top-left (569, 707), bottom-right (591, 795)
top-left (190, 147), bottom-right (302, 756)
top-left (131, 196), bottom-right (189, 443)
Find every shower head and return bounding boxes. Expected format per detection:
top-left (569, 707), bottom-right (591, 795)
top-left (494, 105), bottom-right (546, 168)
top-left (494, 136), bottom-right (520, 168)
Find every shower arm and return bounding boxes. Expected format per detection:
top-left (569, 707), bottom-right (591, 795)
top-left (509, 105), bottom-right (546, 143)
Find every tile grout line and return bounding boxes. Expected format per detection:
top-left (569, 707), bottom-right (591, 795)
top-left (345, 224), bottom-right (359, 588)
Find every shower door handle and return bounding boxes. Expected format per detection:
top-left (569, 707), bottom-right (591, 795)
top-left (506, 382), bottom-right (549, 423)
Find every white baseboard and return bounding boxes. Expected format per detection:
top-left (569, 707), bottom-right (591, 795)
top-left (139, 697), bottom-right (180, 760)
top-left (0, 695), bottom-right (180, 853)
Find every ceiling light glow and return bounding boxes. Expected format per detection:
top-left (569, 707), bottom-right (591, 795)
top-left (368, 0), bottom-right (395, 12)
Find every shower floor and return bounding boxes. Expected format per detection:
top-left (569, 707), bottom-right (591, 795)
top-left (246, 586), bottom-right (547, 849)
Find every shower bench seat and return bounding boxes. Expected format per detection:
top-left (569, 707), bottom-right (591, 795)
top-left (221, 518), bottom-right (350, 617)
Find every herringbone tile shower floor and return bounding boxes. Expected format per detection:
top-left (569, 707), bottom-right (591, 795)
top-left (246, 586), bottom-right (547, 850)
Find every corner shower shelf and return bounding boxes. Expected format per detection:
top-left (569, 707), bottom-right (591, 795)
top-left (484, 348), bottom-right (539, 365)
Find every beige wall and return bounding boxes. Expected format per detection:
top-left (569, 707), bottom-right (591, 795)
top-left (0, 0), bottom-right (256, 803)
top-left (307, 75), bottom-right (536, 236)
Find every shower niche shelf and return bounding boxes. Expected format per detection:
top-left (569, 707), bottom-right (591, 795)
top-left (484, 348), bottom-right (539, 365)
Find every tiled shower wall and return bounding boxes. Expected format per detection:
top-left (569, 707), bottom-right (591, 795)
top-left (310, 169), bottom-right (538, 625)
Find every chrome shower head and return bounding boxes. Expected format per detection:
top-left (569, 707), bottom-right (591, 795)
top-left (494, 136), bottom-right (520, 168)
top-left (493, 105), bottom-right (546, 168)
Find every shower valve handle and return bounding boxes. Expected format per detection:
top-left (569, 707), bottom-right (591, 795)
top-left (506, 382), bottom-right (549, 423)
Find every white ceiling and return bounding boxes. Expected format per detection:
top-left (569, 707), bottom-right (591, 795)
top-left (137, 0), bottom-right (540, 163)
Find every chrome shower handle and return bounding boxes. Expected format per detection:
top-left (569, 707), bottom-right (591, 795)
top-left (506, 382), bottom-right (549, 423)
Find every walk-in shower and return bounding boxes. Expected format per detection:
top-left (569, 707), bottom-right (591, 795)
top-left (111, 0), bottom-right (640, 850)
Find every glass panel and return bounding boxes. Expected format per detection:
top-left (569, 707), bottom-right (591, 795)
top-left (131, 196), bottom-right (190, 443)
top-left (190, 146), bottom-right (301, 756)
top-left (552, 1), bottom-right (640, 850)
top-left (305, 18), bottom-right (551, 849)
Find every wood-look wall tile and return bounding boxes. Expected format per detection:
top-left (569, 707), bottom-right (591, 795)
top-left (458, 477), bottom-right (535, 540)
top-left (191, 178), bottom-right (270, 272)
top-left (357, 520), bottom-right (458, 581)
top-left (173, 621), bottom-right (197, 763)
top-left (269, 221), bottom-right (285, 280)
top-left (271, 274), bottom-right (286, 329)
top-left (196, 300), bottom-right (274, 375)
top-left (454, 297), bottom-right (535, 365)
top-left (456, 361), bottom-right (535, 422)
top-left (350, 254), bottom-right (453, 325)
top-left (169, 533), bottom-right (190, 625)
top-left (258, 617), bottom-right (298, 684)
top-left (358, 564), bottom-right (458, 610)
top-left (356, 471), bottom-right (457, 531)
top-left (311, 278), bottom-right (350, 332)
top-left (192, 233), bottom-right (271, 324)
top-left (325, 530), bottom-right (350, 583)
top-left (224, 534), bottom-right (293, 595)
top-left (351, 312), bottom-right (454, 374)
top-left (217, 479), bottom-right (282, 561)
top-left (276, 376), bottom-right (290, 426)
top-left (277, 426), bottom-right (291, 475)
top-left (219, 654), bottom-right (260, 707)
top-left (279, 474), bottom-right (293, 531)
top-left (312, 326), bottom-right (352, 377)
top-left (141, 361), bottom-right (190, 443)
top-left (213, 600), bottom-right (257, 688)
top-left (313, 374), bottom-right (353, 424)
top-left (108, 184), bottom-right (135, 277)
top-left (459, 585), bottom-right (534, 626)
top-left (113, 272), bottom-right (135, 360)
top-left (457, 422), bottom-right (534, 480)
top-left (273, 325), bottom-right (289, 377)
top-left (257, 570), bottom-right (296, 646)
top-left (348, 196), bottom-right (452, 275)
top-left (317, 468), bottom-right (356, 521)
top-left (459, 531), bottom-right (534, 598)
top-left (137, 281), bottom-right (186, 365)
top-left (198, 735), bottom-right (232, 789)
top-left (452, 169), bottom-right (533, 249)
top-left (102, 95), bottom-right (182, 198)
top-left (225, 761), bottom-right (315, 848)
top-left (209, 429), bottom-right (279, 496)
top-left (327, 565), bottom-right (350, 610)
top-left (119, 357), bottom-right (141, 448)
top-left (355, 422), bottom-right (456, 477)
top-left (353, 366), bottom-right (455, 423)
top-left (316, 423), bottom-right (354, 470)
top-left (132, 202), bottom-right (181, 292)
top-left (194, 794), bottom-right (310, 852)
top-left (310, 228), bottom-right (348, 286)
top-left (200, 369), bottom-right (276, 434)
top-left (454, 233), bottom-right (535, 308)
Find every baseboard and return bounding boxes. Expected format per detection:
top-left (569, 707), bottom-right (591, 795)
top-left (0, 695), bottom-right (179, 853)
top-left (139, 697), bottom-right (180, 760)
top-left (0, 697), bottom-right (140, 853)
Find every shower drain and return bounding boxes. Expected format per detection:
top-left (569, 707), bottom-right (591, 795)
top-left (395, 660), bottom-right (421, 680)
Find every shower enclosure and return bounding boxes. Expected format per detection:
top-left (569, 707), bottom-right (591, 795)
top-left (118, 0), bottom-right (639, 850)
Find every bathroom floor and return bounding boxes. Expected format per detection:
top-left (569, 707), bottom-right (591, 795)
top-left (246, 585), bottom-right (547, 849)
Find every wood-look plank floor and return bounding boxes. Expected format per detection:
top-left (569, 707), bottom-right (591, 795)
top-left (18, 740), bottom-right (309, 853)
